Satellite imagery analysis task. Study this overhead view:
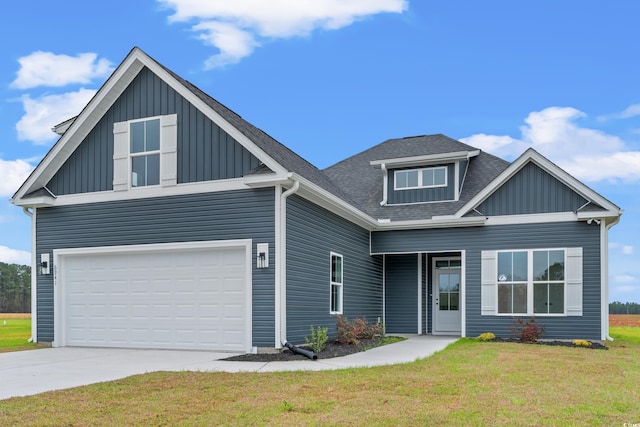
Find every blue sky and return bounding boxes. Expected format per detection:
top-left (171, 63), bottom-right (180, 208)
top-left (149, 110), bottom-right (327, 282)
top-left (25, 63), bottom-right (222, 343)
top-left (1, 1), bottom-right (638, 302)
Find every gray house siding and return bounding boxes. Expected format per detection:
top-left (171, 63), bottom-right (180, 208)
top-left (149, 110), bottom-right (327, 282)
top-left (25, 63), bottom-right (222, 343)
top-left (385, 254), bottom-right (418, 333)
top-left (372, 221), bottom-right (601, 339)
top-left (286, 195), bottom-right (383, 344)
top-left (35, 188), bottom-right (276, 347)
top-left (47, 67), bottom-right (261, 195)
top-left (476, 162), bottom-right (588, 216)
top-left (387, 164), bottom-right (455, 204)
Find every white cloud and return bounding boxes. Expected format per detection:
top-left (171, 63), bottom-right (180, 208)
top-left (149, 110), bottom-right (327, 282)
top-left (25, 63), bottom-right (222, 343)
top-left (614, 274), bottom-right (637, 284)
top-left (614, 285), bottom-right (637, 294)
top-left (15, 89), bottom-right (96, 144)
top-left (158, 0), bottom-right (407, 68)
top-left (598, 104), bottom-right (640, 121)
top-left (611, 243), bottom-right (634, 255)
top-left (0, 246), bottom-right (31, 266)
top-left (10, 52), bottom-right (113, 89)
top-left (461, 106), bottom-right (640, 182)
top-left (0, 158), bottom-right (34, 197)
top-left (623, 245), bottom-right (634, 255)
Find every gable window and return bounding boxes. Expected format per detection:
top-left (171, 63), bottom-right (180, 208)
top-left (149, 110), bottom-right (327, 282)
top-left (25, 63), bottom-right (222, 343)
top-left (395, 166), bottom-right (447, 190)
top-left (113, 114), bottom-right (177, 191)
top-left (484, 248), bottom-right (571, 316)
top-left (330, 252), bottom-right (343, 314)
top-left (130, 118), bottom-right (160, 187)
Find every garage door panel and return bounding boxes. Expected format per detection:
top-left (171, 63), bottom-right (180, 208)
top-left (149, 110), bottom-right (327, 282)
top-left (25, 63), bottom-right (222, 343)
top-left (62, 246), bottom-right (248, 351)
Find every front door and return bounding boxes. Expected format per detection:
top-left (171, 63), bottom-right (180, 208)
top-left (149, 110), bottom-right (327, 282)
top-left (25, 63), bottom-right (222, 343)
top-left (433, 258), bottom-right (461, 334)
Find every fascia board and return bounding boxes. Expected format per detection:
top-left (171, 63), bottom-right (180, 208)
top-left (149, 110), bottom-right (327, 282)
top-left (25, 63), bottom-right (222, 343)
top-left (375, 216), bottom-right (486, 230)
top-left (454, 148), bottom-right (622, 219)
top-left (242, 173), bottom-right (291, 187)
top-left (370, 150), bottom-right (480, 168)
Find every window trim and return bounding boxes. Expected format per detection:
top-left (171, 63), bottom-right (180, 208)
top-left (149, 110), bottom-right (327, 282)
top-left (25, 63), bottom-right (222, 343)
top-left (330, 252), bottom-right (344, 314)
top-left (394, 166), bottom-right (448, 191)
top-left (495, 248), bottom-right (567, 317)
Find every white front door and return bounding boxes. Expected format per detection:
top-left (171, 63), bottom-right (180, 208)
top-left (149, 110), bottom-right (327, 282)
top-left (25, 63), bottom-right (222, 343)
top-left (433, 258), bottom-right (461, 334)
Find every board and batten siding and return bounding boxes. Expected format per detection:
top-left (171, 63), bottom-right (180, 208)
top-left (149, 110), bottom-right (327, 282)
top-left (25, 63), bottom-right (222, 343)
top-left (476, 162), bottom-right (589, 216)
top-left (35, 188), bottom-right (276, 347)
top-left (372, 221), bottom-right (602, 339)
top-left (285, 195), bottom-right (383, 344)
top-left (47, 67), bottom-right (261, 195)
top-left (385, 254), bottom-right (418, 333)
top-left (387, 164), bottom-right (455, 204)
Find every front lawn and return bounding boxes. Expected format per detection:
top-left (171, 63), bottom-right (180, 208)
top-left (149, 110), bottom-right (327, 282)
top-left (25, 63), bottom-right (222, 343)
top-left (0, 315), bottom-right (37, 353)
top-left (1, 330), bottom-right (638, 425)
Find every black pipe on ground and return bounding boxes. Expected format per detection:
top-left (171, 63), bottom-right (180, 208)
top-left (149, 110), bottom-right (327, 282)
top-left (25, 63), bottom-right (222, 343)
top-left (283, 342), bottom-right (317, 360)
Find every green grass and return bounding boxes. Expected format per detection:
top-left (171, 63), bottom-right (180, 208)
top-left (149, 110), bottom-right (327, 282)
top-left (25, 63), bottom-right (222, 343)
top-left (0, 332), bottom-right (638, 425)
top-left (610, 325), bottom-right (640, 344)
top-left (0, 317), bottom-right (38, 353)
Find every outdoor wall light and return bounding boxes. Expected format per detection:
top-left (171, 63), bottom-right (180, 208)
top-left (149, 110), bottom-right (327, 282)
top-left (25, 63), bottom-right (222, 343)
top-left (256, 243), bottom-right (269, 269)
top-left (40, 253), bottom-right (51, 275)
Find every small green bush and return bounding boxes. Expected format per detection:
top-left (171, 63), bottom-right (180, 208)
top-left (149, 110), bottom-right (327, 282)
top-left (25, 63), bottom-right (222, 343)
top-left (511, 317), bottom-right (545, 342)
top-left (573, 339), bottom-right (592, 348)
top-left (305, 325), bottom-right (329, 353)
top-left (477, 332), bottom-right (496, 341)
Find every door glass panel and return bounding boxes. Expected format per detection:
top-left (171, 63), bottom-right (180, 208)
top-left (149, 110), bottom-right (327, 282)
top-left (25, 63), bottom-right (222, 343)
top-left (439, 292), bottom-right (449, 310)
top-left (449, 273), bottom-right (460, 292)
top-left (439, 274), bottom-right (450, 292)
top-left (449, 292), bottom-right (459, 310)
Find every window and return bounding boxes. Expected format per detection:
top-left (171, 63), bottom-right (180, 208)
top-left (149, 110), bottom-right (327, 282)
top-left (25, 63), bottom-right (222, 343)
top-left (394, 166), bottom-right (447, 190)
top-left (495, 249), bottom-right (565, 315)
top-left (130, 118), bottom-right (160, 187)
top-left (113, 114), bottom-right (177, 192)
top-left (330, 253), bottom-right (343, 314)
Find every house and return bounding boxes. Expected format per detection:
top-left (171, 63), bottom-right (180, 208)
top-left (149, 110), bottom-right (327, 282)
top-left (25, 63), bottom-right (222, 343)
top-left (11, 47), bottom-right (622, 353)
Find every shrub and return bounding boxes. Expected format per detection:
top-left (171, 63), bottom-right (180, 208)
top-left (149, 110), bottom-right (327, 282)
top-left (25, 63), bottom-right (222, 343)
top-left (335, 315), bottom-right (383, 345)
top-left (573, 339), bottom-right (592, 348)
top-left (305, 325), bottom-right (329, 353)
top-left (510, 317), bottom-right (545, 342)
top-left (477, 332), bottom-right (496, 341)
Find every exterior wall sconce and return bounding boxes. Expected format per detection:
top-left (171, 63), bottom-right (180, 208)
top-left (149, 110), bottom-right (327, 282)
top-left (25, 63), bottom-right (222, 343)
top-left (40, 253), bottom-right (51, 275)
top-left (256, 243), bottom-right (269, 269)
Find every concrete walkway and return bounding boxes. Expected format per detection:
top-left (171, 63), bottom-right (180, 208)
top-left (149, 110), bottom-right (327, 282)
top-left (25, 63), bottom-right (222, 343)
top-left (0, 335), bottom-right (457, 400)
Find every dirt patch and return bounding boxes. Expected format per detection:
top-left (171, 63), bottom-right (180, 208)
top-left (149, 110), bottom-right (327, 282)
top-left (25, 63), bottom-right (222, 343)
top-left (0, 313), bottom-right (31, 319)
top-left (610, 314), bottom-right (640, 327)
top-left (491, 337), bottom-right (607, 350)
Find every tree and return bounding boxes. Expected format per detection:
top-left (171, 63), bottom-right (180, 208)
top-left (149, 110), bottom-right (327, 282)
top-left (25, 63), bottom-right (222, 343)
top-left (609, 301), bottom-right (640, 314)
top-left (0, 262), bottom-right (31, 313)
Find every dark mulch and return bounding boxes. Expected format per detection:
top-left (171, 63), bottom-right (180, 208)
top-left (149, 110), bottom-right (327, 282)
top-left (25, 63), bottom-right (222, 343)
top-left (223, 339), bottom-right (385, 362)
top-left (490, 337), bottom-right (608, 350)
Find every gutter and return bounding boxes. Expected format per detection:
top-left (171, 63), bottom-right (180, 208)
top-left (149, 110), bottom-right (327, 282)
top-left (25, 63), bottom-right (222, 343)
top-left (276, 178), bottom-right (299, 347)
top-left (604, 215), bottom-right (621, 341)
top-left (22, 207), bottom-right (36, 343)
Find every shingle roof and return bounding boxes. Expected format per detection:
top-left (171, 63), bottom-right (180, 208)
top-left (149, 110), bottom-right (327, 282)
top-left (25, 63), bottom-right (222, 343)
top-left (323, 135), bottom-right (510, 220)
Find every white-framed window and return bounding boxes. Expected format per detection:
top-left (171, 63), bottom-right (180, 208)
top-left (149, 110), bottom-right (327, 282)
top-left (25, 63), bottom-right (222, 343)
top-left (330, 252), bottom-right (343, 314)
top-left (113, 114), bottom-right (177, 191)
top-left (481, 248), bottom-right (582, 317)
top-left (130, 118), bottom-right (160, 187)
top-left (394, 166), bottom-right (447, 190)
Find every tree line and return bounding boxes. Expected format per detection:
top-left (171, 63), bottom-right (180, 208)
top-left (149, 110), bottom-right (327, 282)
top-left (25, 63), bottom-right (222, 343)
top-left (609, 301), bottom-right (640, 314)
top-left (0, 262), bottom-right (31, 313)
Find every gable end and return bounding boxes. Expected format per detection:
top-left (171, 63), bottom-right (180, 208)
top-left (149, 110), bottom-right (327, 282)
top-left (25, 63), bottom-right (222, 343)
top-left (475, 162), bottom-right (588, 216)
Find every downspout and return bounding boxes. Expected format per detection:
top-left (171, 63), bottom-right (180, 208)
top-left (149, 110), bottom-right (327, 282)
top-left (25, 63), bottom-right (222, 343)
top-left (278, 179), bottom-right (299, 347)
top-left (380, 164), bottom-right (388, 206)
top-left (22, 207), bottom-right (36, 343)
top-left (603, 218), bottom-right (618, 341)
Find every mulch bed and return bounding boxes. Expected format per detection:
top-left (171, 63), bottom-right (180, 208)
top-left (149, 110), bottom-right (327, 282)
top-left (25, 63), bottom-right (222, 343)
top-left (490, 337), bottom-right (608, 350)
top-left (223, 339), bottom-right (381, 362)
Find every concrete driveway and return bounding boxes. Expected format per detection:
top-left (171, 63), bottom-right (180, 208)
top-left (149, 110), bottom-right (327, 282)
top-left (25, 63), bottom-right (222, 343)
top-left (0, 335), bottom-right (457, 400)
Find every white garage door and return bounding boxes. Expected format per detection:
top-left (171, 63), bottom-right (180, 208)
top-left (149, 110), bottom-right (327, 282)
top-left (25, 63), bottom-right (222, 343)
top-left (59, 244), bottom-right (249, 352)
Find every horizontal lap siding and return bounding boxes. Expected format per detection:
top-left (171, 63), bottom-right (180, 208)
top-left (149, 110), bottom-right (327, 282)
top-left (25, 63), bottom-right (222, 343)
top-left (372, 222), bottom-right (601, 339)
top-left (385, 254), bottom-right (418, 333)
top-left (35, 189), bottom-right (276, 347)
top-left (47, 67), bottom-right (261, 195)
top-left (388, 164), bottom-right (455, 204)
top-left (286, 195), bottom-right (383, 344)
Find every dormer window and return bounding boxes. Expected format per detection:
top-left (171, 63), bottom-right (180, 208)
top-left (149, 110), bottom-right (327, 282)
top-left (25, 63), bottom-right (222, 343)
top-left (394, 166), bottom-right (447, 190)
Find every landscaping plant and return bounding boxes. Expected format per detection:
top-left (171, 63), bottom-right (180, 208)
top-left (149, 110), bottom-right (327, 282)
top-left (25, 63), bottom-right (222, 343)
top-left (335, 315), bottom-right (383, 345)
top-left (304, 325), bottom-right (329, 353)
top-left (510, 316), bottom-right (545, 342)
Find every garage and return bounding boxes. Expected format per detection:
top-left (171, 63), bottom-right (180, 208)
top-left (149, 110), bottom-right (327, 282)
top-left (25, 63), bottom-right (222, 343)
top-left (54, 241), bottom-right (252, 352)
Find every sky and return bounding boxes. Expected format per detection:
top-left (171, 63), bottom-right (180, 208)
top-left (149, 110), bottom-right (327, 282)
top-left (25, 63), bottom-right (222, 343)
top-left (0, 1), bottom-right (638, 302)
